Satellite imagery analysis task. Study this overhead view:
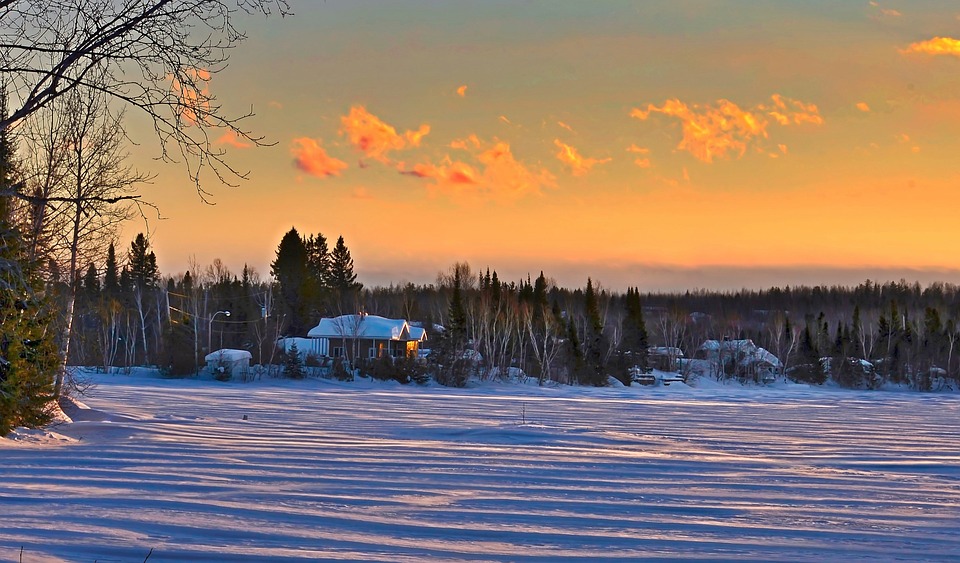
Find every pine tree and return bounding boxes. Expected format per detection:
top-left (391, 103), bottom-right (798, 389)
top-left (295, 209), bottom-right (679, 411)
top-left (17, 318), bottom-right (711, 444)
top-left (582, 278), bottom-right (607, 386)
top-left (283, 342), bottom-right (305, 379)
top-left (304, 233), bottom-right (332, 288)
top-left (270, 227), bottom-right (310, 335)
top-left (623, 287), bottom-right (650, 373)
top-left (328, 235), bottom-right (361, 291)
top-left (0, 91), bottom-right (58, 435)
top-left (103, 242), bottom-right (120, 297)
top-left (127, 233), bottom-right (159, 290)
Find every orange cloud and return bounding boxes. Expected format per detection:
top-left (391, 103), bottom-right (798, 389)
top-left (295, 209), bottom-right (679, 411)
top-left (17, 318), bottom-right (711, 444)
top-left (856, 102), bottom-right (871, 113)
top-left (627, 144), bottom-right (651, 168)
top-left (557, 121), bottom-right (575, 133)
top-left (215, 130), bottom-right (252, 149)
top-left (456, 85), bottom-right (468, 97)
top-left (631, 94), bottom-right (822, 163)
top-left (901, 37), bottom-right (960, 57)
top-left (352, 187), bottom-right (373, 200)
top-left (402, 136), bottom-right (555, 200)
top-left (339, 105), bottom-right (430, 163)
top-left (554, 140), bottom-right (612, 176)
top-left (291, 137), bottom-right (348, 178)
top-left (498, 115), bottom-right (512, 125)
top-left (401, 159), bottom-right (480, 185)
top-left (268, 100), bottom-right (284, 110)
top-left (631, 99), bottom-right (768, 163)
top-left (760, 94), bottom-right (823, 126)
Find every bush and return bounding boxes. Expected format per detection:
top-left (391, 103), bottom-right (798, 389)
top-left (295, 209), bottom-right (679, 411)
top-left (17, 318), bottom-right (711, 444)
top-left (330, 356), bottom-right (352, 381)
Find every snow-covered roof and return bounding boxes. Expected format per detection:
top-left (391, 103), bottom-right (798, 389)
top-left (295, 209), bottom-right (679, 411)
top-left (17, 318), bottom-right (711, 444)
top-left (204, 349), bottom-right (252, 362)
top-left (308, 314), bottom-right (414, 341)
top-left (700, 339), bottom-right (755, 352)
top-left (408, 326), bottom-right (427, 341)
top-left (648, 346), bottom-right (684, 357)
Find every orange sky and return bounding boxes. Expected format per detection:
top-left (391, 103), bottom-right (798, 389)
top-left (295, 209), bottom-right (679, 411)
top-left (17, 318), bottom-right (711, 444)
top-left (122, 1), bottom-right (960, 291)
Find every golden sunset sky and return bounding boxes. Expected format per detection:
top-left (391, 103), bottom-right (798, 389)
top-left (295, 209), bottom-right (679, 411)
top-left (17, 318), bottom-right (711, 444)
top-left (124, 1), bottom-right (960, 291)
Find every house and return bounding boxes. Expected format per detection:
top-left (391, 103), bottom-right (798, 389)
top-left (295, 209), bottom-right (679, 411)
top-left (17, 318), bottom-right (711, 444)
top-left (305, 313), bottom-right (427, 361)
top-left (204, 349), bottom-right (252, 379)
top-left (647, 346), bottom-right (684, 372)
top-left (696, 339), bottom-right (782, 383)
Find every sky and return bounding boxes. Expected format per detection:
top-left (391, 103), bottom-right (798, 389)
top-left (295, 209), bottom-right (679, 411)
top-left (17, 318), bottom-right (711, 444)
top-left (123, 0), bottom-right (960, 292)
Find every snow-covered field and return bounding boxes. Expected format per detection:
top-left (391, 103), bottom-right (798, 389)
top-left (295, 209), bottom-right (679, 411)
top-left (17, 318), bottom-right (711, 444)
top-left (2, 372), bottom-right (960, 562)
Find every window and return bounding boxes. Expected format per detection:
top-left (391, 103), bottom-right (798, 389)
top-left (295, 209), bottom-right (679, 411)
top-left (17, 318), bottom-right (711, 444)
top-left (332, 347), bottom-right (344, 358)
top-left (369, 347), bottom-right (377, 359)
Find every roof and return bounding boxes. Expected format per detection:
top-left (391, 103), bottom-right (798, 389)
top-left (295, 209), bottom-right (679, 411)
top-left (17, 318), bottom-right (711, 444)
top-left (204, 349), bottom-right (252, 362)
top-left (408, 325), bottom-right (427, 341)
top-left (308, 314), bottom-right (418, 341)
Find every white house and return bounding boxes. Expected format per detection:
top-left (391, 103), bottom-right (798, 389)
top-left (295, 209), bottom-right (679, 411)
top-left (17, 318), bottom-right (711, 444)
top-left (305, 313), bottom-right (427, 360)
top-left (696, 339), bottom-right (782, 382)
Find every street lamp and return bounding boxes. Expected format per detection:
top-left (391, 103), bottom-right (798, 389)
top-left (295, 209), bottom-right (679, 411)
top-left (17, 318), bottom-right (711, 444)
top-left (208, 310), bottom-right (230, 352)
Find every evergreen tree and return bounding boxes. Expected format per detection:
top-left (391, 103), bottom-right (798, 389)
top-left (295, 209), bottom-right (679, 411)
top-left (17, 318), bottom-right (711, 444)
top-left (127, 233), bottom-right (159, 290)
top-left (103, 242), bottom-right (120, 297)
top-left (623, 287), bottom-right (650, 374)
top-left (433, 267), bottom-right (469, 387)
top-left (328, 235), bottom-right (361, 292)
top-left (82, 263), bottom-right (100, 300)
top-left (283, 342), bottom-right (305, 379)
top-left (270, 227), bottom-right (310, 335)
top-left (0, 91), bottom-right (58, 435)
top-left (582, 278), bottom-right (607, 386)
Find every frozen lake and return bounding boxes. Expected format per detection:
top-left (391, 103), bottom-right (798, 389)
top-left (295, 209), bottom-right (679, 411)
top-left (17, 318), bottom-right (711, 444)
top-left (2, 374), bottom-right (959, 561)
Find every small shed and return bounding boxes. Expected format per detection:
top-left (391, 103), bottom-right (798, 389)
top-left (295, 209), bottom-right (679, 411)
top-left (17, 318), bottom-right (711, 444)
top-left (204, 349), bottom-right (252, 380)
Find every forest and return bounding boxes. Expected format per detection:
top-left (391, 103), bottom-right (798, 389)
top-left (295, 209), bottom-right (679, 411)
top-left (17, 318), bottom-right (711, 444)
top-left (60, 225), bottom-right (960, 394)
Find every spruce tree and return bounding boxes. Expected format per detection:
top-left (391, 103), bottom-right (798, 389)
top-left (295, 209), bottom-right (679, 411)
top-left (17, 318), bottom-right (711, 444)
top-left (128, 233), bottom-right (159, 290)
top-left (283, 342), bottom-right (305, 379)
top-left (103, 242), bottom-right (120, 297)
top-left (328, 235), bottom-right (361, 291)
top-left (270, 227), bottom-right (310, 335)
top-left (0, 91), bottom-right (58, 435)
top-left (582, 278), bottom-right (607, 386)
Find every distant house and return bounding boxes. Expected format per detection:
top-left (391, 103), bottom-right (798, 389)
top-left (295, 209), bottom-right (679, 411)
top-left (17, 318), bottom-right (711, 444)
top-left (648, 346), bottom-right (684, 372)
top-left (696, 339), bottom-right (782, 383)
top-left (305, 313), bottom-right (427, 361)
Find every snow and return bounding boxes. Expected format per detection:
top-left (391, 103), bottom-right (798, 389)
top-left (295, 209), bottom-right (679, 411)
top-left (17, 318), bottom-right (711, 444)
top-left (2, 370), bottom-right (960, 561)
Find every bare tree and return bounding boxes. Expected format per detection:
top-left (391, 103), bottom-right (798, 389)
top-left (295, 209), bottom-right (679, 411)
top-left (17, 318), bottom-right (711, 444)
top-left (0, 0), bottom-right (290, 198)
top-left (22, 84), bottom-right (149, 396)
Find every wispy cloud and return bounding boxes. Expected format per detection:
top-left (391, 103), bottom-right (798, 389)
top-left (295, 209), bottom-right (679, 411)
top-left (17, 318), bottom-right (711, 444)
top-left (456, 85), bottom-right (468, 98)
top-left (291, 137), bottom-right (348, 178)
top-left (901, 37), bottom-right (960, 57)
top-left (631, 95), bottom-right (822, 163)
top-left (760, 95), bottom-right (823, 126)
top-left (557, 121), bottom-right (575, 133)
top-left (401, 135), bottom-right (555, 201)
top-left (340, 105), bottom-right (430, 163)
top-left (627, 144), bottom-right (651, 168)
top-left (215, 130), bottom-right (252, 149)
top-left (856, 102), bottom-right (871, 113)
top-left (554, 140), bottom-right (611, 176)
top-left (869, 1), bottom-right (902, 17)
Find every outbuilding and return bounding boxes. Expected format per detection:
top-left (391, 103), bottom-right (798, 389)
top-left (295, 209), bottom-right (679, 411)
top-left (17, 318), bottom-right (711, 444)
top-left (204, 349), bottom-right (253, 380)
